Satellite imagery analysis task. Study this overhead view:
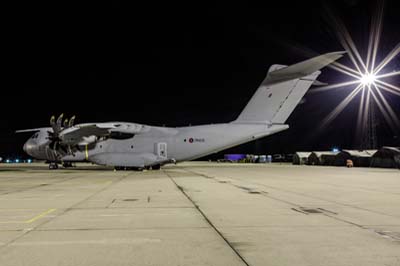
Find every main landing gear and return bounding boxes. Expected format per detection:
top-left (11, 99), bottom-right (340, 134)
top-left (114, 164), bottom-right (161, 171)
top-left (48, 162), bottom-right (74, 170)
top-left (62, 162), bottom-right (74, 168)
top-left (114, 166), bottom-right (144, 171)
top-left (49, 162), bottom-right (58, 170)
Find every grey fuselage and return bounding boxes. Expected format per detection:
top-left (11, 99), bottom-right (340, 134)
top-left (24, 122), bottom-right (288, 167)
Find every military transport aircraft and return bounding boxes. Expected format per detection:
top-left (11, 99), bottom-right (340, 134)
top-left (17, 52), bottom-right (344, 170)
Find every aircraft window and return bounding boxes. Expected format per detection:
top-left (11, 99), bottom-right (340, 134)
top-left (131, 145), bottom-right (134, 149)
top-left (31, 133), bottom-right (39, 139)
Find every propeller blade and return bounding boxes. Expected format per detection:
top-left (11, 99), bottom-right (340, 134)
top-left (50, 115), bottom-right (56, 126)
top-left (56, 114), bottom-right (64, 130)
top-left (69, 116), bottom-right (76, 128)
top-left (48, 114), bottom-right (78, 157)
top-left (50, 115), bottom-right (59, 134)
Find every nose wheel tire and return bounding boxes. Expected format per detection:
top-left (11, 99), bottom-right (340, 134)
top-left (49, 162), bottom-right (58, 170)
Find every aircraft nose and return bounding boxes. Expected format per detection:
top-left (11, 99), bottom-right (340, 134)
top-left (23, 142), bottom-right (36, 156)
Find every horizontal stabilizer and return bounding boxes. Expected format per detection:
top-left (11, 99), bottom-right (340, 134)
top-left (312, 80), bottom-right (328, 86)
top-left (265, 51), bottom-right (345, 86)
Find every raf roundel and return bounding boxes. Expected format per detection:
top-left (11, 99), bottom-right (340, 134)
top-left (189, 138), bottom-right (194, 143)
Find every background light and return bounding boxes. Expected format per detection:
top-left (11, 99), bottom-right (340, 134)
top-left (312, 0), bottom-right (400, 149)
top-left (360, 73), bottom-right (376, 86)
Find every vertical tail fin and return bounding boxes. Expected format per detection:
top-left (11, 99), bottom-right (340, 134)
top-left (232, 52), bottom-right (345, 124)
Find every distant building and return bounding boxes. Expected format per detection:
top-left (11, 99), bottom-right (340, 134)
top-left (370, 147), bottom-right (400, 169)
top-left (293, 152), bottom-right (312, 165)
top-left (334, 150), bottom-right (377, 167)
top-left (308, 151), bottom-right (339, 166)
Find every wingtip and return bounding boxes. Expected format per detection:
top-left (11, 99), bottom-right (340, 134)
top-left (327, 51), bottom-right (347, 55)
top-left (312, 51), bottom-right (346, 68)
top-left (15, 128), bottom-right (43, 133)
top-left (323, 51), bottom-right (347, 59)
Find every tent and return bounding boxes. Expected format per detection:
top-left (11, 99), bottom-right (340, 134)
top-left (370, 147), bottom-right (400, 169)
top-left (308, 151), bottom-right (339, 166)
top-left (293, 152), bottom-right (312, 165)
top-left (334, 150), bottom-right (377, 167)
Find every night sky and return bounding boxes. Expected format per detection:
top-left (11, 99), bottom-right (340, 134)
top-left (2, 0), bottom-right (400, 159)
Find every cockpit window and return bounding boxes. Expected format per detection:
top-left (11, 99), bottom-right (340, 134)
top-left (31, 133), bottom-right (39, 139)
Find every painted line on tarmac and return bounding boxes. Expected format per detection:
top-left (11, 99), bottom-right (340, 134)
top-left (25, 208), bottom-right (57, 224)
top-left (164, 170), bottom-right (251, 266)
top-left (11, 238), bottom-right (162, 246)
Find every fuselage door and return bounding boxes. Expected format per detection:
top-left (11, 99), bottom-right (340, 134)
top-left (155, 142), bottom-right (167, 159)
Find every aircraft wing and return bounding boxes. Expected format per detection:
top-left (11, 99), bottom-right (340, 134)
top-left (16, 128), bottom-right (47, 133)
top-left (60, 122), bottom-right (150, 145)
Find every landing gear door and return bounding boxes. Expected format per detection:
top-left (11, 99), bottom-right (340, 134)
top-left (155, 142), bottom-right (167, 159)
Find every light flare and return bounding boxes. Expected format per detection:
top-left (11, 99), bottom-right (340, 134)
top-left (318, 84), bottom-right (363, 131)
top-left (375, 81), bottom-right (400, 97)
top-left (360, 73), bottom-right (377, 86)
top-left (314, 0), bottom-right (400, 147)
top-left (373, 43), bottom-right (400, 74)
top-left (375, 71), bottom-right (400, 79)
top-left (372, 84), bottom-right (400, 129)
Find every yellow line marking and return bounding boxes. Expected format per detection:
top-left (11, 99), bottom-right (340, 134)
top-left (25, 208), bottom-right (56, 224)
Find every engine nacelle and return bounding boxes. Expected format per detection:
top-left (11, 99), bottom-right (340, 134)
top-left (78, 135), bottom-right (97, 145)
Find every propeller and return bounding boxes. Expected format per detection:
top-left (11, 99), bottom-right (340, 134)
top-left (47, 114), bottom-right (76, 157)
top-left (68, 116), bottom-right (75, 128)
top-left (63, 118), bottom-right (69, 128)
top-left (56, 113), bottom-right (64, 131)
